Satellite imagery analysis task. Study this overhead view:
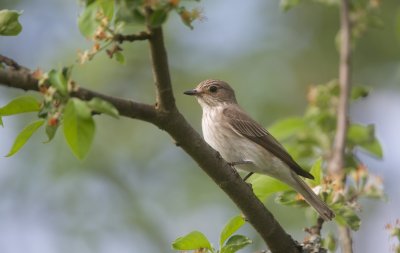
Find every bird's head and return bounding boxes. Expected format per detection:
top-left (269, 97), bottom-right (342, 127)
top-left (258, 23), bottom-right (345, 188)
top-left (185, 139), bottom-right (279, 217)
top-left (184, 79), bottom-right (237, 108)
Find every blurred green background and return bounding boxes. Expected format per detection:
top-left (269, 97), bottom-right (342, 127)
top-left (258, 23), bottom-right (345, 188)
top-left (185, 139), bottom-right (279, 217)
top-left (0, 0), bottom-right (399, 252)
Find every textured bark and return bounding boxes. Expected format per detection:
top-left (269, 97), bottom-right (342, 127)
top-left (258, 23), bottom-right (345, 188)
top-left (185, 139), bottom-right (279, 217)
top-left (328, 0), bottom-right (354, 252)
top-left (0, 24), bottom-right (302, 253)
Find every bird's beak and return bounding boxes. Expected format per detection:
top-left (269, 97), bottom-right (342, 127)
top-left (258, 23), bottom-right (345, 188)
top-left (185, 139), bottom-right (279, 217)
top-left (183, 89), bottom-right (199, 96)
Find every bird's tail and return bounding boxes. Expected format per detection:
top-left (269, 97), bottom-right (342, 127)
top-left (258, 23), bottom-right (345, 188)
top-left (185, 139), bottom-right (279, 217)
top-left (290, 172), bottom-right (335, 221)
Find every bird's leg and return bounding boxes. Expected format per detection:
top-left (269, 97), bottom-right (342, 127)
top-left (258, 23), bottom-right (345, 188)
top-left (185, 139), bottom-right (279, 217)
top-left (227, 160), bottom-right (255, 182)
top-left (242, 172), bottom-right (254, 182)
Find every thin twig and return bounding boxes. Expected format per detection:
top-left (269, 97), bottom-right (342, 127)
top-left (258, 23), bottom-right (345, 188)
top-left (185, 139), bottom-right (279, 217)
top-left (113, 31), bottom-right (151, 44)
top-left (0, 67), bottom-right (157, 123)
top-left (305, 217), bottom-right (325, 236)
top-left (328, 0), bottom-right (351, 180)
top-left (0, 52), bottom-right (302, 252)
top-left (0, 54), bottom-right (28, 71)
top-left (145, 8), bottom-right (176, 112)
top-left (328, 0), bottom-right (353, 252)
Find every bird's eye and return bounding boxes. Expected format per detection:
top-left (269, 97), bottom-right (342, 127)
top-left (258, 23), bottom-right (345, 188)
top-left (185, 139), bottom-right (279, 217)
top-left (209, 85), bottom-right (218, 93)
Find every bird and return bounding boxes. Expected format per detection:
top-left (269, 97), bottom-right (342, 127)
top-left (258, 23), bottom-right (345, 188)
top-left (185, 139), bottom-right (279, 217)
top-left (184, 79), bottom-right (335, 221)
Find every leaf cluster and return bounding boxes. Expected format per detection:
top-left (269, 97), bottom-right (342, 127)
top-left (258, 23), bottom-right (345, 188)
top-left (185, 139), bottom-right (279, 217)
top-left (0, 68), bottom-right (119, 159)
top-left (247, 80), bottom-right (383, 243)
top-left (172, 215), bottom-right (252, 253)
top-left (76, 0), bottom-right (201, 64)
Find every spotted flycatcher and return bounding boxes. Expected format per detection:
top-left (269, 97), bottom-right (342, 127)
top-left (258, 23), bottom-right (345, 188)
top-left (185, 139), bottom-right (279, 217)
top-left (184, 79), bottom-right (334, 221)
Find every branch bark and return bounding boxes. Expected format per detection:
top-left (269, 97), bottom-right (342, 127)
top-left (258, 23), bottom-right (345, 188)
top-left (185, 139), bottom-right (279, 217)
top-left (328, 0), bottom-right (353, 252)
top-left (0, 22), bottom-right (304, 253)
top-left (0, 61), bottom-right (301, 253)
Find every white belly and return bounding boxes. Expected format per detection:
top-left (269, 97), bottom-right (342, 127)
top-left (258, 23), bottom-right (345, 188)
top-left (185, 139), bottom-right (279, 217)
top-left (201, 106), bottom-right (293, 181)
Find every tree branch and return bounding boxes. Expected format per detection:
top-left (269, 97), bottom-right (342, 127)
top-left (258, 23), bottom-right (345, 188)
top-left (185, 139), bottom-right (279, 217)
top-left (146, 10), bottom-right (176, 112)
top-left (0, 58), bottom-right (301, 253)
top-left (0, 67), bottom-right (157, 123)
top-left (328, 0), bottom-right (353, 252)
top-left (113, 31), bottom-right (151, 44)
top-left (143, 18), bottom-right (302, 251)
top-left (1, 19), bottom-right (304, 251)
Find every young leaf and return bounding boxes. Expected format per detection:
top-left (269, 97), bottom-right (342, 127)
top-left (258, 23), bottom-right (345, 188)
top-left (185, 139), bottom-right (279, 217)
top-left (360, 138), bottom-right (383, 158)
top-left (78, 1), bottom-right (100, 38)
top-left (114, 51), bottom-right (125, 64)
top-left (6, 119), bottom-right (45, 157)
top-left (0, 116), bottom-right (3, 127)
top-left (0, 9), bottom-right (22, 36)
top-left (322, 232), bottom-right (337, 252)
top-left (347, 124), bottom-right (371, 143)
top-left (351, 86), bottom-right (369, 100)
top-left (63, 98), bottom-right (95, 160)
top-left (280, 0), bottom-right (301, 11)
top-left (98, 0), bottom-right (114, 21)
top-left (221, 235), bottom-right (252, 253)
top-left (306, 157), bottom-right (322, 186)
top-left (149, 8), bottom-right (169, 28)
top-left (249, 175), bottom-right (290, 201)
top-left (347, 123), bottom-right (383, 158)
top-left (172, 231), bottom-right (212, 251)
top-left (78, 0), bottom-right (113, 38)
top-left (219, 215), bottom-right (246, 247)
top-left (44, 124), bottom-right (58, 143)
top-left (275, 191), bottom-right (307, 207)
top-left (48, 69), bottom-right (68, 96)
top-left (333, 205), bottom-right (361, 231)
top-left (0, 96), bottom-right (40, 116)
top-left (87, 97), bottom-right (119, 118)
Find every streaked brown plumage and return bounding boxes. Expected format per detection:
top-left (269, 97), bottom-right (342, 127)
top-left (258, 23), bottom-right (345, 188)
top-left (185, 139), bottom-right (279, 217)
top-left (184, 79), bottom-right (335, 221)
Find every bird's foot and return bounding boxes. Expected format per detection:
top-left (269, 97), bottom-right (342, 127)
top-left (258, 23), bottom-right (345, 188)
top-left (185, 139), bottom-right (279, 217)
top-left (242, 172), bottom-right (254, 182)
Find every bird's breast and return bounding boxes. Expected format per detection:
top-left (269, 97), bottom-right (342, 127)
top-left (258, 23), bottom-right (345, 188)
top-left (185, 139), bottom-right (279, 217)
top-left (201, 107), bottom-right (289, 176)
top-left (202, 107), bottom-right (249, 163)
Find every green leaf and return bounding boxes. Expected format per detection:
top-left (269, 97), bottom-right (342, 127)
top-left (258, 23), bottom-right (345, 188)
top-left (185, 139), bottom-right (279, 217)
top-left (280, 0), bottom-right (301, 11)
top-left (351, 86), bottom-right (369, 100)
top-left (48, 69), bottom-right (68, 96)
top-left (6, 119), bottom-right (45, 157)
top-left (250, 175), bottom-right (290, 201)
top-left (347, 123), bottom-right (383, 158)
top-left (275, 190), bottom-right (307, 207)
top-left (268, 117), bottom-right (305, 141)
top-left (87, 97), bottom-right (119, 118)
top-left (219, 215), bottom-right (246, 247)
top-left (98, 0), bottom-right (114, 21)
top-left (172, 231), bottom-right (212, 251)
top-left (0, 9), bottom-right (22, 36)
top-left (306, 157), bottom-right (322, 186)
top-left (78, 1), bottom-right (100, 38)
top-left (78, 0), bottom-right (114, 38)
top-left (0, 96), bottom-right (40, 116)
top-left (44, 124), bottom-right (58, 143)
top-left (333, 205), bottom-right (361, 231)
top-left (347, 124), bottom-right (371, 143)
top-left (149, 8), bottom-right (169, 28)
top-left (360, 138), bottom-right (383, 158)
top-left (63, 98), bottom-right (95, 159)
top-left (114, 51), bottom-right (125, 64)
top-left (0, 116), bottom-right (3, 127)
top-left (221, 235), bottom-right (252, 253)
top-left (322, 232), bottom-right (337, 252)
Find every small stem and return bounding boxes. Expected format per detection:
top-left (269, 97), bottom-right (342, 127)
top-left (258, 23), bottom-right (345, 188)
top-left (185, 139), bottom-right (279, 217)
top-left (113, 31), bottom-right (151, 44)
top-left (328, 0), bottom-right (354, 252)
top-left (145, 10), bottom-right (176, 112)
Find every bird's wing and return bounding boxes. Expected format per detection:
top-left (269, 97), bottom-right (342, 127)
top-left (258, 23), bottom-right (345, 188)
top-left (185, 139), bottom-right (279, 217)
top-left (223, 106), bottom-right (314, 179)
